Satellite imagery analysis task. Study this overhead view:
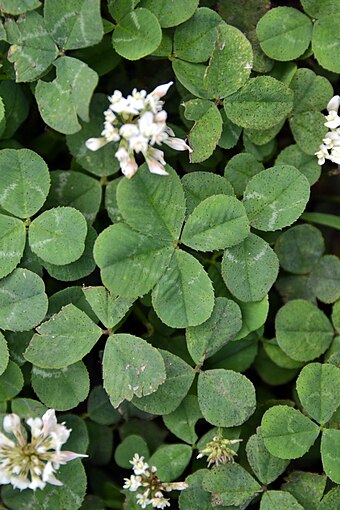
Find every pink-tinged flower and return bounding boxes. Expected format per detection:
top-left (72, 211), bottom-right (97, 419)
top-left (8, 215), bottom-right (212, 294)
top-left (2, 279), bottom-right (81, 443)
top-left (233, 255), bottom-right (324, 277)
top-left (0, 409), bottom-right (87, 491)
top-left (144, 148), bottom-right (169, 176)
top-left (147, 82), bottom-right (173, 113)
top-left (150, 81), bottom-right (173, 99)
top-left (115, 147), bottom-right (138, 179)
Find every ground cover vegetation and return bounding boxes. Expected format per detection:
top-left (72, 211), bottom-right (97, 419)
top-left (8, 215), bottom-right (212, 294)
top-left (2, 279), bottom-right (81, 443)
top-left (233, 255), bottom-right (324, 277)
top-left (0, 0), bottom-right (339, 509)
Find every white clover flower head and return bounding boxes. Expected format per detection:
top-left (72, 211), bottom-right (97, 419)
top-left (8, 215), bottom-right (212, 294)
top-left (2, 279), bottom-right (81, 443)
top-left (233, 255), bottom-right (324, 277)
top-left (316, 94), bottom-right (340, 168)
top-left (124, 453), bottom-right (188, 508)
top-left (85, 82), bottom-right (191, 178)
top-left (0, 409), bottom-right (87, 491)
top-left (196, 436), bottom-right (242, 468)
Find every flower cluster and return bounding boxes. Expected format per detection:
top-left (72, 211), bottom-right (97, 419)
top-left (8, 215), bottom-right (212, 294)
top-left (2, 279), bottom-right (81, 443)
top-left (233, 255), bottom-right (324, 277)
top-left (123, 454), bottom-right (188, 509)
top-left (85, 82), bottom-right (192, 178)
top-left (315, 95), bottom-right (340, 166)
top-left (0, 409), bottom-right (87, 491)
top-left (196, 435), bottom-right (242, 468)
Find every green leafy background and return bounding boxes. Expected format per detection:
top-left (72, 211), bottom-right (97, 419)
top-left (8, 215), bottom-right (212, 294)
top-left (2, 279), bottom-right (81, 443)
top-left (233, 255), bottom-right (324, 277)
top-left (0, 1), bottom-right (339, 509)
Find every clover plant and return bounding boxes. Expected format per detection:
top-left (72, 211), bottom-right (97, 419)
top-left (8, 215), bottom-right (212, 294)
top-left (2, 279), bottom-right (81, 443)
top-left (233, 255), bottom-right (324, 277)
top-left (0, 1), bottom-right (339, 509)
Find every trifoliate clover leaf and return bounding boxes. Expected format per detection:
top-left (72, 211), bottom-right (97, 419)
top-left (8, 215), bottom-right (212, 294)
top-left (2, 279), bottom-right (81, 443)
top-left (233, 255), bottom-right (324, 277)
top-left (35, 56), bottom-right (98, 134)
top-left (6, 11), bottom-right (58, 82)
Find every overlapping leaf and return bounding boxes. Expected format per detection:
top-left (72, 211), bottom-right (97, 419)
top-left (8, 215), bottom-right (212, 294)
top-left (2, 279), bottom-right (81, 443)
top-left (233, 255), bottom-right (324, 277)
top-left (24, 304), bottom-right (102, 368)
top-left (102, 333), bottom-right (166, 408)
top-left (35, 57), bottom-right (98, 134)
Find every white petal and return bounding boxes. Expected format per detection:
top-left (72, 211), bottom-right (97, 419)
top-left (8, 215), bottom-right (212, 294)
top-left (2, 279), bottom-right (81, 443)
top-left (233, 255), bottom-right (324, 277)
top-left (330, 147), bottom-right (340, 163)
top-left (50, 427), bottom-right (70, 448)
top-left (150, 81), bottom-right (173, 99)
top-left (155, 110), bottom-right (167, 123)
top-left (324, 111), bottom-right (340, 129)
top-left (128, 134), bottom-right (149, 154)
top-left (10, 475), bottom-right (31, 491)
top-left (109, 90), bottom-right (123, 103)
top-left (164, 125), bottom-right (175, 137)
top-left (138, 111), bottom-right (156, 137)
top-left (147, 147), bottom-right (166, 165)
top-left (115, 146), bottom-right (129, 162)
top-left (145, 156), bottom-right (169, 176)
top-left (29, 476), bottom-right (46, 491)
top-left (163, 137), bottom-right (192, 152)
top-left (85, 137), bottom-right (109, 151)
top-left (27, 417), bottom-right (43, 438)
top-left (0, 431), bottom-right (15, 448)
top-left (41, 461), bottom-right (62, 486)
top-left (119, 123), bottom-right (140, 139)
top-left (42, 409), bottom-right (58, 435)
top-left (57, 450), bottom-right (88, 462)
top-left (121, 158), bottom-right (139, 179)
top-left (327, 95), bottom-right (340, 113)
top-left (0, 469), bottom-right (11, 484)
top-left (329, 154), bottom-right (340, 164)
top-left (3, 414), bottom-right (21, 434)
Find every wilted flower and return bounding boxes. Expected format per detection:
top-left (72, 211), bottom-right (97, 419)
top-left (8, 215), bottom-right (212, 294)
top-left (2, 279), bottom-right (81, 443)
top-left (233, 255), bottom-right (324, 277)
top-left (315, 94), bottom-right (340, 166)
top-left (196, 435), bottom-right (242, 468)
top-left (0, 409), bottom-right (87, 491)
top-left (85, 82), bottom-right (192, 178)
top-left (123, 454), bottom-right (188, 508)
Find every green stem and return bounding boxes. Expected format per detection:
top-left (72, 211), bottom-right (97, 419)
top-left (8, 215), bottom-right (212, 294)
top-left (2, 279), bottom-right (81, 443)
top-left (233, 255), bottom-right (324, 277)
top-left (133, 303), bottom-right (154, 337)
